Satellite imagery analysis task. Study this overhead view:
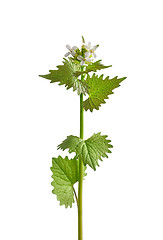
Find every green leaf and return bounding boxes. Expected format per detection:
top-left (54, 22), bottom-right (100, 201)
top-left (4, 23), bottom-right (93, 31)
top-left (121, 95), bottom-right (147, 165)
top-left (58, 133), bottom-right (113, 171)
top-left (73, 60), bottom-right (112, 77)
top-left (83, 73), bottom-right (126, 112)
top-left (86, 60), bottom-right (112, 73)
top-left (51, 156), bottom-right (86, 208)
top-left (39, 58), bottom-right (88, 95)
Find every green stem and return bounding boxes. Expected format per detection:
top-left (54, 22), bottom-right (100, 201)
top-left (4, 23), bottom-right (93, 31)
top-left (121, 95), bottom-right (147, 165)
top-left (78, 66), bottom-right (84, 240)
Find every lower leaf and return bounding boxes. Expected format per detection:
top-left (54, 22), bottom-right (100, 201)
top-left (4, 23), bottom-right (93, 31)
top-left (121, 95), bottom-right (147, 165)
top-left (51, 156), bottom-right (86, 208)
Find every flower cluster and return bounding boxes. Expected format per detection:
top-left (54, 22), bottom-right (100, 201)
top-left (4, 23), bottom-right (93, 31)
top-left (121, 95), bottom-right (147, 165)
top-left (64, 37), bottom-right (99, 65)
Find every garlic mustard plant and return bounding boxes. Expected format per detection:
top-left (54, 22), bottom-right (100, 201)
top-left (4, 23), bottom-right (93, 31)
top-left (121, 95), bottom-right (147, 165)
top-left (39, 36), bottom-right (126, 240)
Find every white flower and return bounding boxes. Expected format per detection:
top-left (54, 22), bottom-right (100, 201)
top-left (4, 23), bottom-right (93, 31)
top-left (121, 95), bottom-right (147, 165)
top-left (84, 42), bottom-right (92, 50)
top-left (65, 44), bottom-right (78, 57)
top-left (77, 53), bottom-right (92, 65)
top-left (84, 42), bottom-right (98, 58)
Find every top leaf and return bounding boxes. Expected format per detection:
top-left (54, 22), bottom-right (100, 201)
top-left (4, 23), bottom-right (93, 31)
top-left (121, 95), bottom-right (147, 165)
top-left (73, 60), bottom-right (112, 77)
top-left (83, 74), bottom-right (126, 112)
top-left (39, 58), bottom-right (88, 95)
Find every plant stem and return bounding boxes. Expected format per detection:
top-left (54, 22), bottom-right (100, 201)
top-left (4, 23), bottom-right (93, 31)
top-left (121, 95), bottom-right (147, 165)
top-left (78, 66), bottom-right (84, 240)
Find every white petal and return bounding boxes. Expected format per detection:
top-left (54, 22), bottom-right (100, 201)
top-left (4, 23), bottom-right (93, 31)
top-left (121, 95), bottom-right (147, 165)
top-left (85, 42), bottom-right (92, 50)
top-left (86, 58), bottom-right (92, 62)
top-left (72, 46), bottom-right (78, 50)
top-left (85, 51), bottom-right (90, 58)
top-left (92, 45), bottom-right (98, 51)
top-left (80, 60), bottom-right (85, 65)
top-left (92, 52), bottom-right (97, 58)
top-left (85, 45), bottom-right (91, 50)
top-left (66, 44), bottom-right (71, 50)
top-left (64, 52), bottom-right (70, 57)
top-left (77, 55), bottom-right (83, 61)
top-left (71, 50), bottom-right (76, 56)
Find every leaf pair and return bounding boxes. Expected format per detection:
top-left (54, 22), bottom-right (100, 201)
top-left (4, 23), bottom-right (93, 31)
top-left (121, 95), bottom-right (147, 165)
top-left (51, 133), bottom-right (113, 208)
top-left (39, 58), bottom-right (126, 112)
top-left (39, 59), bottom-right (110, 96)
top-left (58, 132), bottom-right (113, 171)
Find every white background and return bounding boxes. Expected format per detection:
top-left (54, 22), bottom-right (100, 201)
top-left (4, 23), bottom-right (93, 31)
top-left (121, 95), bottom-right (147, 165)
top-left (0, 0), bottom-right (163, 239)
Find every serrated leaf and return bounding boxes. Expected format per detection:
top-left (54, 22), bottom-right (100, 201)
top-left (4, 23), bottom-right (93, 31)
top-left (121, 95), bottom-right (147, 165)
top-left (86, 60), bottom-right (112, 73)
top-left (51, 156), bottom-right (86, 208)
top-left (39, 58), bottom-right (88, 95)
top-left (73, 60), bottom-right (112, 77)
top-left (58, 133), bottom-right (113, 171)
top-left (83, 74), bottom-right (126, 112)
